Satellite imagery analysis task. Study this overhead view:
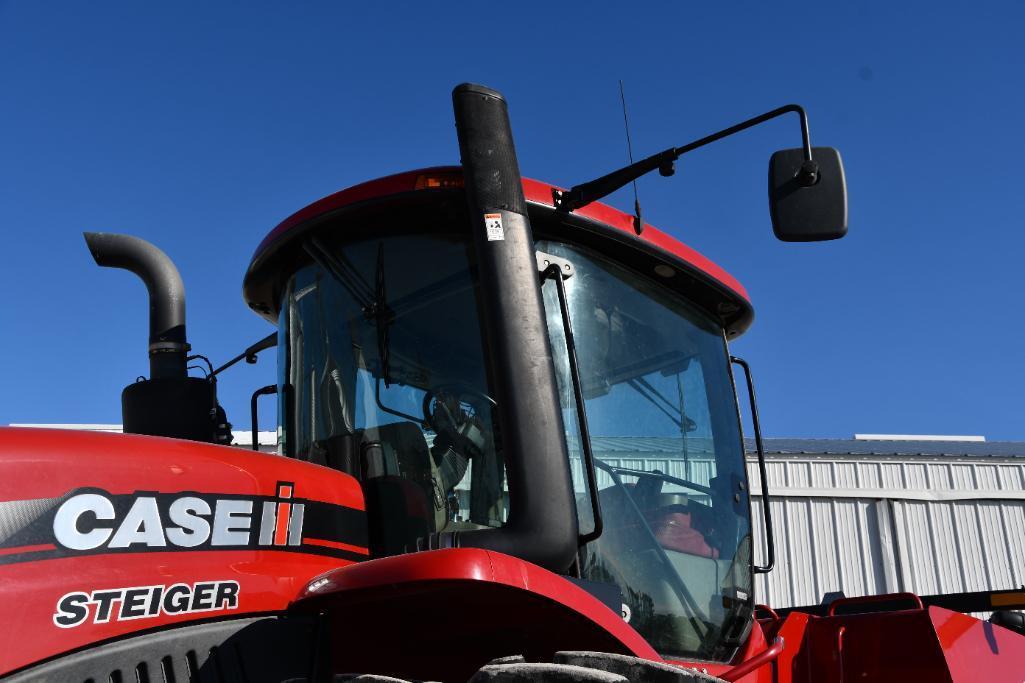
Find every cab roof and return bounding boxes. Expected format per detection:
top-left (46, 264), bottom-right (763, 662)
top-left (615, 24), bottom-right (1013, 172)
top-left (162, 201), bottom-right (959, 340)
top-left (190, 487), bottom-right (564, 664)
top-left (244, 167), bottom-right (754, 337)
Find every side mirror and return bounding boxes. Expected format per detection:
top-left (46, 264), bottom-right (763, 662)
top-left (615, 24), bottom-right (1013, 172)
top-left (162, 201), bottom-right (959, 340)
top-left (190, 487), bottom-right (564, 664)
top-left (769, 146), bottom-right (847, 242)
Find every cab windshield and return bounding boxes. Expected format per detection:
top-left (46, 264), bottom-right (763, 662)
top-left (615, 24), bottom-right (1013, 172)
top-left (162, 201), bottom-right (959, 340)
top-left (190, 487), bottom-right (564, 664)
top-left (539, 240), bottom-right (753, 662)
top-left (279, 225), bottom-right (507, 555)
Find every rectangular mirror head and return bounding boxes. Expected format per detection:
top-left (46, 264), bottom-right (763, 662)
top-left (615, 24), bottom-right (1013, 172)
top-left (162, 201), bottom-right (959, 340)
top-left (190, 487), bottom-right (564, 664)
top-left (769, 146), bottom-right (847, 242)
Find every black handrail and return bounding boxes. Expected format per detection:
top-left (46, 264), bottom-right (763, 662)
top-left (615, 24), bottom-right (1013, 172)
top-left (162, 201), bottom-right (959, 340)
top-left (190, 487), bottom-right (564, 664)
top-left (731, 356), bottom-right (775, 574)
top-left (250, 384), bottom-right (278, 451)
top-left (543, 263), bottom-right (604, 545)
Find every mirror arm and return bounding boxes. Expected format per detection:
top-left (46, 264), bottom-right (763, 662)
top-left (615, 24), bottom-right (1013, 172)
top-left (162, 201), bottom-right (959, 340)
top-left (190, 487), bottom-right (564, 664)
top-left (211, 332), bottom-right (278, 377)
top-left (554, 104), bottom-right (815, 213)
top-left (674, 103), bottom-right (812, 164)
top-left (553, 147), bottom-right (679, 213)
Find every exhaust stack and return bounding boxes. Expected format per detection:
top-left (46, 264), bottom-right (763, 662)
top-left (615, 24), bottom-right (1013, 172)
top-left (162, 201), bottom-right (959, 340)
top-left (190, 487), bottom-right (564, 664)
top-left (85, 232), bottom-right (223, 443)
top-left (431, 84), bottom-right (579, 572)
top-left (84, 232), bottom-right (189, 379)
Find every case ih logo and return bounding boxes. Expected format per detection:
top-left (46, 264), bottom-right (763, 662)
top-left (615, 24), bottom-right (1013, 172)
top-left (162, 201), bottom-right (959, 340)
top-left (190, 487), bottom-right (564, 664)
top-left (0, 481), bottom-right (368, 565)
top-left (53, 483), bottom-right (304, 551)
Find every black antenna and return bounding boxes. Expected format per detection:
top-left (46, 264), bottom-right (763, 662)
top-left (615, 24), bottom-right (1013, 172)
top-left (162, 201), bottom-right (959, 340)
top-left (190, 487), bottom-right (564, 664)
top-left (619, 80), bottom-right (643, 235)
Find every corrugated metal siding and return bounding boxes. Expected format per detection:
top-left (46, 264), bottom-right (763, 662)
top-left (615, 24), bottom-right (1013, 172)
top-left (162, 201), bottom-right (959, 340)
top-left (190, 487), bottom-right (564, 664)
top-left (490, 436), bottom-right (1025, 614)
top-left (749, 455), bottom-right (1025, 612)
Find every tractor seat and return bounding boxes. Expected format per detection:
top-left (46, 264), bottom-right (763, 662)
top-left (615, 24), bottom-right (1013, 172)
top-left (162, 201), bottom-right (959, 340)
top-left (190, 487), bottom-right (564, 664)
top-left (358, 421), bottom-right (439, 556)
top-left (644, 507), bottom-right (719, 559)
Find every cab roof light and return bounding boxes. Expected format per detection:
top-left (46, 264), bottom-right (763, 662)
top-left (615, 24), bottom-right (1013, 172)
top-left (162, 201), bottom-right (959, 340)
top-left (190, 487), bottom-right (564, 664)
top-left (414, 172), bottom-right (464, 190)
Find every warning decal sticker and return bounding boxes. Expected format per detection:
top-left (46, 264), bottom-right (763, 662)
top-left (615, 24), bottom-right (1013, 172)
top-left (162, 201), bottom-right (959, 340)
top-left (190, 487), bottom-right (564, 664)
top-left (484, 213), bottom-right (504, 241)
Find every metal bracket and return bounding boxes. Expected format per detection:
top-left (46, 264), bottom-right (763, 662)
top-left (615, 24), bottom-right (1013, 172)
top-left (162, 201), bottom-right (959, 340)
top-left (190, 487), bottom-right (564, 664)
top-left (551, 188), bottom-right (568, 210)
top-left (536, 250), bottom-right (574, 279)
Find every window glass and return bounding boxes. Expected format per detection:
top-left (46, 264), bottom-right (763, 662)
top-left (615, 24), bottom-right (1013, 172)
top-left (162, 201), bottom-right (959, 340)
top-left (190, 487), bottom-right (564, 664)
top-left (540, 240), bottom-right (753, 662)
top-left (279, 231), bottom-right (506, 554)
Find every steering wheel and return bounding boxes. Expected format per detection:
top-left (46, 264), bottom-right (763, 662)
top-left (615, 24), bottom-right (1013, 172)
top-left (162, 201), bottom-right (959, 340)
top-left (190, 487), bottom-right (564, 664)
top-left (421, 384), bottom-right (497, 529)
top-left (422, 383), bottom-right (497, 432)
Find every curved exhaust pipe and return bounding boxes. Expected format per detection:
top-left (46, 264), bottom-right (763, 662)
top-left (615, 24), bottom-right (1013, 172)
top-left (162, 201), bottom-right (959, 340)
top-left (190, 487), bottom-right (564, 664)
top-left (83, 232), bottom-right (189, 379)
top-left (84, 232), bottom-right (223, 443)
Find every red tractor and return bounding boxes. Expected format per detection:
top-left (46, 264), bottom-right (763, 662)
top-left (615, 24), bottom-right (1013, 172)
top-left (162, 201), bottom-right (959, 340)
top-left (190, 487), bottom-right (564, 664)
top-left (1, 84), bottom-right (1022, 681)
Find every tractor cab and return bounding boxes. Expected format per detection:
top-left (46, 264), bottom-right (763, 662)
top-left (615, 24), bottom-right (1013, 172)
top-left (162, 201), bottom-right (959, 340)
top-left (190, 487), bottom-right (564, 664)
top-left (242, 167), bottom-right (760, 663)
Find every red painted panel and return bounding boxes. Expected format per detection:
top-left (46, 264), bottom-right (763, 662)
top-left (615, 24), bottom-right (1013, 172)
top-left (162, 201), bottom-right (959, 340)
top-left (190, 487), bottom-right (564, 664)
top-left (773, 606), bottom-right (1025, 682)
top-left (0, 551), bottom-right (346, 675)
top-left (718, 602), bottom-right (1025, 683)
top-left (0, 427), bottom-right (368, 675)
top-left (297, 547), bottom-right (656, 657)
top-left (931, 606), bottom-right (1025, 681)
top-left (0, 427), bottom-right (363, 506)
top-left (772, 611), bottom-right (811, 683)
top-left (292, 548), bottom-right (660, 680)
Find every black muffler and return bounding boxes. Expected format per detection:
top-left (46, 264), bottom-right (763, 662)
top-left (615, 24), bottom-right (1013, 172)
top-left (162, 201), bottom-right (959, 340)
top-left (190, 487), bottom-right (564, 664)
top-left (429, 84), bottom-right (579, 573)
top-left (85, 232), bottom-right (225, 443)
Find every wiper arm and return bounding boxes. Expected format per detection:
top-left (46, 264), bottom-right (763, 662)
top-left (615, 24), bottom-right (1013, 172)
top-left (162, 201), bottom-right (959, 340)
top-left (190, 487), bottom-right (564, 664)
top-left (367, 242), bottom-right (395, 386)
top-left (303, 236), bottom-right (375, 309)
top-left (211, 333), bottom-right (277, 377)
top-left (626, 377), bottom-right (697, 433)
top-left (303, 237), bottom-right (395, 385)
top-left (627, 378), bottom-right (684, 429)
top-left (605, 463), bottom-right (713, 497)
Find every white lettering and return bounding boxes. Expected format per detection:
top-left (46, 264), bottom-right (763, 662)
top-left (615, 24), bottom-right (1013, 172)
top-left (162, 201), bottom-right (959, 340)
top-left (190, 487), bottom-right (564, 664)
top-left (166, 497), bottom-right (211, 547)
top-left (109, 497), bottom-right (166, 548)
top-left (211, 500), bottom-right (252, 545)
top-left (51, 490), bottom-right (295, 551)
top-left (53, 494), bottom-right (115, 550)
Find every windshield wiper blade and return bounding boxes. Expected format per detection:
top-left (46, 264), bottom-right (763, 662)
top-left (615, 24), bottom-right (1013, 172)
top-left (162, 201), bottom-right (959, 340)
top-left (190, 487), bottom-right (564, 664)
top-left (626, 378), bottom-right (683, 427)
top-left (368, 242), bottom-right (395, 386)
top-left (303, 236), bottom-right (375, 309)
top-left (304, 237), bottom-right (396, 386)
top-left (626, 377), bottom-right (697, 432)
top-left (606, 464), bottom-right (713, 497)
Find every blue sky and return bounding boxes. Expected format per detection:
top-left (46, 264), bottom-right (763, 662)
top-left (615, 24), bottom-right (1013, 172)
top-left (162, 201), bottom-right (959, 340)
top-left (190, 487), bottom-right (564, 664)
top-left (2, 2), bottom-right (1024, 440)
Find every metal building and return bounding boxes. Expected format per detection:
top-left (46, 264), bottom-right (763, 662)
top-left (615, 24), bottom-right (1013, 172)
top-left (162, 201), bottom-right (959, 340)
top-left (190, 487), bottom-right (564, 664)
top-left (585, 434), bottom-right (1025, 611)
top-left (748, 437), bottom-right (1025, 612)
top-left (10, 424), bottom-right (280, 452)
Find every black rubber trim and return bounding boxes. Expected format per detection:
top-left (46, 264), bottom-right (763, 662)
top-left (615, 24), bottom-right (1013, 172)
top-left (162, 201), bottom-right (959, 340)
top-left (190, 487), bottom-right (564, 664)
top-left (4, 614), bottom-right (323, 682)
